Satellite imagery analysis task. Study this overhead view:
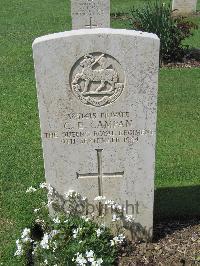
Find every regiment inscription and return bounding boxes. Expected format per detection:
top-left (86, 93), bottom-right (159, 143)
top-left (44, 111), bottom-right (154, 145)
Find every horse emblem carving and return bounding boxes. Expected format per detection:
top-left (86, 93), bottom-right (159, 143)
top-left (70, 53), bottom-right (125, 107)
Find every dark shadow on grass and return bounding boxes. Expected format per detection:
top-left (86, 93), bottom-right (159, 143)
top-left (154, 185), bottom-right (200, 221)
top-left (153, 185), bottom-right (200, 241)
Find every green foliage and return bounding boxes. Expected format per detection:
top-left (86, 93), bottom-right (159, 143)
top-left (32, 216), bottom-right (117, 265)
top-left (129, 1), bottom-right (197, 63)
top-left (14, 187), bottom-right (120, 266)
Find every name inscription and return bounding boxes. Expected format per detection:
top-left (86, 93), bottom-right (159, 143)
top-left (44, 111), bottom-right (154, 145)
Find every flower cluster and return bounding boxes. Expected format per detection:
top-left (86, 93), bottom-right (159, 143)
top-left (65, 190), bottom-right (87, 202)
top-left (53, 217), bottom-right (61, 224)
top-left (112, 214), bottom-right (121, 222)
top-left (14, 240), bottom-right (23, 256)
top-left (65, 190), bottom-right (77, 199)
top-left (96, 228), bottom-right (104, 237)
top-left (47, 184), bottom-right (54, 196)
top-left (105, 200), bottom-right (123, 213)
top-left (125, 215), bottom-right (135, 223)
top-left (21, 228), bottom-right (31, 243)
top-left (81, 216), bottom-right (90, 222)
top-left (110, 234), bottom-right (125, 246)
top-left (18, 185), bottom-right (125, 265)
top-left (40, 233), bottom-right (50, 249)
top-left (73, 250), bottom-right (103, 266)
top-left (26, 186), bottom-right (37, 193)
top-left (39, 182), bottom-right (47, 189)
top-left (72, 227), bottom-right (82, 239)
top-left (14, 228), bottom-right (32, 256)
top-left (94, 196), bottom-right (106, 201)
top-left (26, 183), bottom-right (54, 197)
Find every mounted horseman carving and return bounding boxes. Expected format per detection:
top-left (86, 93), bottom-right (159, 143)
top-left (70, 53), bottom-right (125, 107)
top-left (72, 54), bottom-right (118, 94)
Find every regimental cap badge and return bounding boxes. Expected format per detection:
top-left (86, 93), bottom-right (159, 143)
top-left (70, 52), bottom-right (125, 107)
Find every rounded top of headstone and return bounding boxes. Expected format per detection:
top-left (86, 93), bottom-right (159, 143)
top-left (33, 29), bottom-right (159, 47)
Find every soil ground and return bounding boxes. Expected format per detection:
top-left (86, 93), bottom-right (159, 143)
top-left (119, 219), bottom-right (200, 266)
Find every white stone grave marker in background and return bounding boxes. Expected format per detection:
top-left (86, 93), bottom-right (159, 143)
top-left (172, 0), bottom-right (197, 15)
top-left (33, 28), bottom-right (160, 240)
top-left (71, 0), bottom-right (110, 29)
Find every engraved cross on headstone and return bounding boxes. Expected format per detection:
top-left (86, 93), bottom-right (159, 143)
top-left (85, 16), bottom-right (98, 29)
top-left (77, 149), bottom-right (124, 198)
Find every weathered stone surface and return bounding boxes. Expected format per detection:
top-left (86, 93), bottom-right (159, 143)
top-left (172, 0), bottom-right (197, 15)
top-left (71, 0), bottom-right (110, 29)
top-left (33, 28), bottom-right (160, 240)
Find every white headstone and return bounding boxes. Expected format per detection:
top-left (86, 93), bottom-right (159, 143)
top-left (172, 0), bottom-right (197, 15)
top-left (33, 28), bottom-right (160, 240)
top-left (71, 0), bottom-right (110, 29)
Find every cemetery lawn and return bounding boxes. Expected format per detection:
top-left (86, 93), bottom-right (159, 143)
top-left (0, 0), bottom-right (199, 264)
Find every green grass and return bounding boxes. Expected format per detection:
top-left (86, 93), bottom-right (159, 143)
top-left (111, 0), bottom-right (200, 48)
top-left (0, 0), bottom-right (200, 264)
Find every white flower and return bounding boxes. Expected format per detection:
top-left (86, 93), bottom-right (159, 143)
top-left (72, 227), bottom-right (82, 239)
top-left (86, 250), bottom-right (95, 263)
top-left (94, 196), bottom-right (106, 201)
top-left (110, 240), bottom-right (115, 246)
top-left (32, 243), bottom-right (39, 255)
top-left (88, 257), bottom-right (95, 263)
top-left (82, 197), bottom-right (87, 201)
top-left (21, 228), bottom-right (31, 243)
top-left (96, 228), bottom-right (103, 237)
top-left (51, 230), bottom-right (59, 237)
top-left (64, 220), bottom-right (68, 223)
top-left (112, 203), bottom-right (123, 212)
top-left (125, 215), bottom-right (135, 223)
top-left (14, 239), bottom-right (23, 256)
top-left (47, 199), bottom-right (54, 207)
top-left (65, 190), bottom-right (76, 199)
top-left (26, 186), bottom-right (37, 193)
top-left (81, 216), bottom-right (90, 222)
top-left (44, 259), bottom-right (48, 265)
top-left (112, 214), bottom-right (120, 222)
top-left (86, 250), bottom-right (94, 258)
top-left (116, 234), bottom-right (125, 243)
top-left (52, 240), bottom-right (58, 252)
top-left (72, 228), bottom-right (78, 238)
top-left (91, 258), bottom-right (103, 266)
top-left (105, 200), bottom-right (115, 207)
top-left (35, 218), bottom-right (45, 224)
top-left (111, 234), bottom-right (125, 246)
top-left (53, 217), bottom-right (60, 224)
top-left (47, 184), bottom-right (54, 196)
top-left (39, 182), bottom-right (47, 189)
top-left (74, 252), bottom-right (87, 266)
top-left (34, 208), bottom-right (40, 213)
top-left (21, 228), bottom-right (30, 238)
top-left (40, 233), bottom-right (50, 249)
